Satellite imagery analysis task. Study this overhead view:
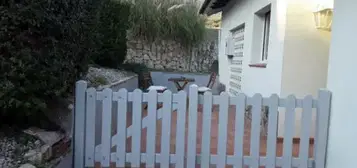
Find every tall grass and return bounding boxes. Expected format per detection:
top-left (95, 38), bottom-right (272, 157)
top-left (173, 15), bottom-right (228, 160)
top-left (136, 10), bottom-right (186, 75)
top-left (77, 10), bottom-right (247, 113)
top-left (128, 0), bottom-right (207, 47)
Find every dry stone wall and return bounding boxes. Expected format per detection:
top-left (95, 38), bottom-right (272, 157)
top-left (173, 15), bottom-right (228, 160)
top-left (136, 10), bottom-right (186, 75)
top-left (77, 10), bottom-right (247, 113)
top-left (125, 29), bottom-right (219, 73)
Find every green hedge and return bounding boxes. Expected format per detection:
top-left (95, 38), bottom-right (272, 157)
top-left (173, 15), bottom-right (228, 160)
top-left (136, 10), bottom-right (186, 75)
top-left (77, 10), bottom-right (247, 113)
top-left (91, 0), bottom-right (130, 68)
top-left (0, 0), bottom-right (130, 127)
top-left (121, 62), bottom-right (149, 90)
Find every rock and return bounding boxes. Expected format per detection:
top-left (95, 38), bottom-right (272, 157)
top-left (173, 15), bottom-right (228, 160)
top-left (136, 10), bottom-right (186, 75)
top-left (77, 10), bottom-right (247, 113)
top-left (23, 127), bottom-right (67, 164)
top-left (24, 127), bottom-right (64, 146)
top-left (143, 54), bottom-right (150, 60)
top-left (24, 149), bottom-right (37, 159)
top-left (19, 163), bottom-right (36, 168)
top-left (144, 44), bottom-right (150, 51)
top-left (136, 42), bottom-right (142, 48)
top-left (125, 36), bottom-right (219, 73)
top-left (34, 140), bottom-right (41, 147)
top-left (0, 132), bottom-right (40, 168)
top-left (68, 104), bottom-right (74, 110)
top-left (24, 144), bottom-right (52, 163)
top-left (85, 67), bottom-right (136, 86)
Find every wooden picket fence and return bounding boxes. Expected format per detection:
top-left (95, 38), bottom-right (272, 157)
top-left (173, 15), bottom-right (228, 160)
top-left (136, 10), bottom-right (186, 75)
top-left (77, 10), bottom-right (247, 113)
top-left (73, 80), bottom-right (331, 168)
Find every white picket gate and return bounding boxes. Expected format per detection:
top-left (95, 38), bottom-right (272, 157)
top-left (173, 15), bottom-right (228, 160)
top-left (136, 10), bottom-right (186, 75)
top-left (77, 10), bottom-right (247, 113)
top-left (73, 80), bottom-right (331, 168)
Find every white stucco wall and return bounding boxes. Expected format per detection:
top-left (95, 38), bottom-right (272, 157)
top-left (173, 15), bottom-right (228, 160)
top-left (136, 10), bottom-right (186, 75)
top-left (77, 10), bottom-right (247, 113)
top-left (326, 0), bottom-right (357, 167)
top-left (219, 0), bottom-right (287, 97)
top-left (219, 0), bottom-right (333, 138)
top-left (279, 0), bottom-right (331, 137)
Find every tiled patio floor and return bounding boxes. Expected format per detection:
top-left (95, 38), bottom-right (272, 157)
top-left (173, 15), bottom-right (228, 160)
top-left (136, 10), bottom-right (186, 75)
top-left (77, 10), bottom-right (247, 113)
top-left (94, 105), bottom-right (314, 168)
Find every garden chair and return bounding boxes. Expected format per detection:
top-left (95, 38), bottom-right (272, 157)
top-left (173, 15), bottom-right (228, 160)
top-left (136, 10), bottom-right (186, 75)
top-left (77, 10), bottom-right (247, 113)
top-left (190, 72), bottom-right (217, 112)
top-left (198, 72), bottom-right (217, 94)
top-left (141, 72), bottom-right (167, 109)
top-left (141, 72), bottom-right (167, 92)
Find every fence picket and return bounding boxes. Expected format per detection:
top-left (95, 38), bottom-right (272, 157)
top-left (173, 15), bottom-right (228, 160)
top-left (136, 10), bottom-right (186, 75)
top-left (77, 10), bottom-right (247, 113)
top-left (74, 81), bottom-right (87, 168)
top-left (102, 92), bottom-right (319, 150)
top-left (187, 85), bottom-right (199, 168)
top-left (131, 89), bottom-right (143, 167)
top-left (116, 89), bottom-right (128, 167)
top-left (201, 92), bottom-right (213, 168)
top-left (314, 90), bottom-right (331, 168)
top-left (75, 81), bottom-right (330, 168)
top-left (266, 94), bottom-right (279, 168)
top-left (175, 91), bottom-right (187, 168)
top-left (85, 88), bottom-right (96, 167)
top-left (160, 90), bottom-right (173, 168)
top-left (299, 95), bottom-right (313, 168)
top-left (126, 104), bottom-right (179, 139)
top-left (250, 94), bottom-right (263, 168)
top-left (101, 88), bottom-right (113, 166)
top-left (282, 95), bottom-right (296, 168)
top-left (217, 92), bottom-right (229, 168)
top-left (233, 94), bottom-right (246, 168)
top-left (146, 90), bottom-right (158, 167)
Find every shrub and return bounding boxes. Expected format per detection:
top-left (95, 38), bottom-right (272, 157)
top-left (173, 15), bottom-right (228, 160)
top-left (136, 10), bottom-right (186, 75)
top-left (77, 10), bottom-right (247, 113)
top-left (0, 0), bottom-right (130, 127)
top-left (90, 0), bottom-right (130, 68)
top-left (128, 0), bottom-right (207, 47)
top-left (121, 62), bottom-right (149, 75)
top-left (90, 76), bottom-right (109, 88)
top-left (121, 63), bottom-right (149, 90)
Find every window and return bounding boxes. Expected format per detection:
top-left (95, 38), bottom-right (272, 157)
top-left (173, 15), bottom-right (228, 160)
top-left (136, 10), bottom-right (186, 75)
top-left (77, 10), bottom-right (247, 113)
top-left (250, 4), bottom-right (271, 66)
top-left (261, 11), bottom-right (271, 61)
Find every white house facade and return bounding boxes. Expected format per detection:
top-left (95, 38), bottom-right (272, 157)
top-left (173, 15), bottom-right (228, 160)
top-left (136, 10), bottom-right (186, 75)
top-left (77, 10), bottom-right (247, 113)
top-left (200, 0), bottom-right (333, 138)
top-left (324, 0), bottom-right (357, 167)
top-left (201, 0), bottom-right (357, 167)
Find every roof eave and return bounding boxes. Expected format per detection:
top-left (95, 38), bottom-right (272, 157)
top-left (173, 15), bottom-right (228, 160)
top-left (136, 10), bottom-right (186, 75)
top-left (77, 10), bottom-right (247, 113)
top-left (199, 0), bottom-right (212, 14)
top-left (199, 0), bottom-right (230, 16)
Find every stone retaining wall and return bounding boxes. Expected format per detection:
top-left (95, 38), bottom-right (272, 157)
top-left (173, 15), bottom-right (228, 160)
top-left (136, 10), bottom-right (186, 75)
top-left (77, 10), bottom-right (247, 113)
top-left (125, 29), bottom-right (219, 73)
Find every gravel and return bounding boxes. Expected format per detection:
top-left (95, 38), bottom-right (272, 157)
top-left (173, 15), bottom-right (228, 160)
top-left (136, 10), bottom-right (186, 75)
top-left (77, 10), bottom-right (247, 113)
top-left (0, 132), bottom-right (42, 168)
top-left (85, 66), bottom-right (136, 87)
top-left (0, 67), bottom-right (136, 168)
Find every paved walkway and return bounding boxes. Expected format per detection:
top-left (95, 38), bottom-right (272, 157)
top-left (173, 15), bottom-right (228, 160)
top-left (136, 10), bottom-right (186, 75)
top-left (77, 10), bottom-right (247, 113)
top-left (56, 152), bottom-right (72, 168)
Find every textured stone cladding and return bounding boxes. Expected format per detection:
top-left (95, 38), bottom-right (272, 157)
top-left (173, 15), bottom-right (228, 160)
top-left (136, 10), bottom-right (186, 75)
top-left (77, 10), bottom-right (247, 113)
top-left (125, 29), bottom-right (219, 73)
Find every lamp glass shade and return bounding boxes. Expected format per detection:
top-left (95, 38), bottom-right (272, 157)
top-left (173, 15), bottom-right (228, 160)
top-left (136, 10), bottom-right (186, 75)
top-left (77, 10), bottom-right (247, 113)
top-left (313, 8), bottom-right (333, 31)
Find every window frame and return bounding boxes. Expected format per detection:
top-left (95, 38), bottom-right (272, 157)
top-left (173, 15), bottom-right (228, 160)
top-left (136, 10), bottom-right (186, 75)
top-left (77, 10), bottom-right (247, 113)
top-left (261, 11), bottom-right (271, 62)
top-left (249, 4), bottom-right (272, 68)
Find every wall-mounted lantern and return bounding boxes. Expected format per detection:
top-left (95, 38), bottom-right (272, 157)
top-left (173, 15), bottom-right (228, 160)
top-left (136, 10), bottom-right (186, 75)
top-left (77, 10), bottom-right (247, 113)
top-left (313, 7), bottom-right (333, 31)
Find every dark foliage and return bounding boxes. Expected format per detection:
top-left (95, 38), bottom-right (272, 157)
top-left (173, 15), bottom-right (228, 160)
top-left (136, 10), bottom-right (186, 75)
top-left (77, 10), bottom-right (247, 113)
top-left (121, 62), bottom-right (149, 90)
top-left (0, 0), bottom-right (130, 128)
top-left (120, 62), bottom-right (149, 75)
top-left (90, 0), bottom-right (130, 68)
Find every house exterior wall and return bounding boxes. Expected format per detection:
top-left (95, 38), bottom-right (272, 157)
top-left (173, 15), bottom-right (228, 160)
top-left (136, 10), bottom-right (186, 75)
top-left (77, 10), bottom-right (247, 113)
top-left (279, 0), bottom-right (331, 137)
top-left (218, 0), bottom-right (287, 97)
top-left (326, 0), bottom-right (357, 167)
top-left (219, 0), bottom-right (333, 137)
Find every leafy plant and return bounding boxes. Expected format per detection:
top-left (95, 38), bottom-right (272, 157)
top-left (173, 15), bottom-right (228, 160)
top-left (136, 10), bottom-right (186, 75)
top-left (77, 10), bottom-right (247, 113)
top-left (1, 0), bottom-right (91, 113)
top-left (90, 76), bottom-right (109, 87)
top-left (121, 62), bottom-right (149, 75)
top-left (90, 0), bottom-right (131, 68)
top-left (205, 12), bottom-right (222, 29)
top-left (0, 0), bottom-right (130, 127)
top-left (121, 62), bottom-right (149, 90)
top-left (128, 0), bottom-right (207, 48)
